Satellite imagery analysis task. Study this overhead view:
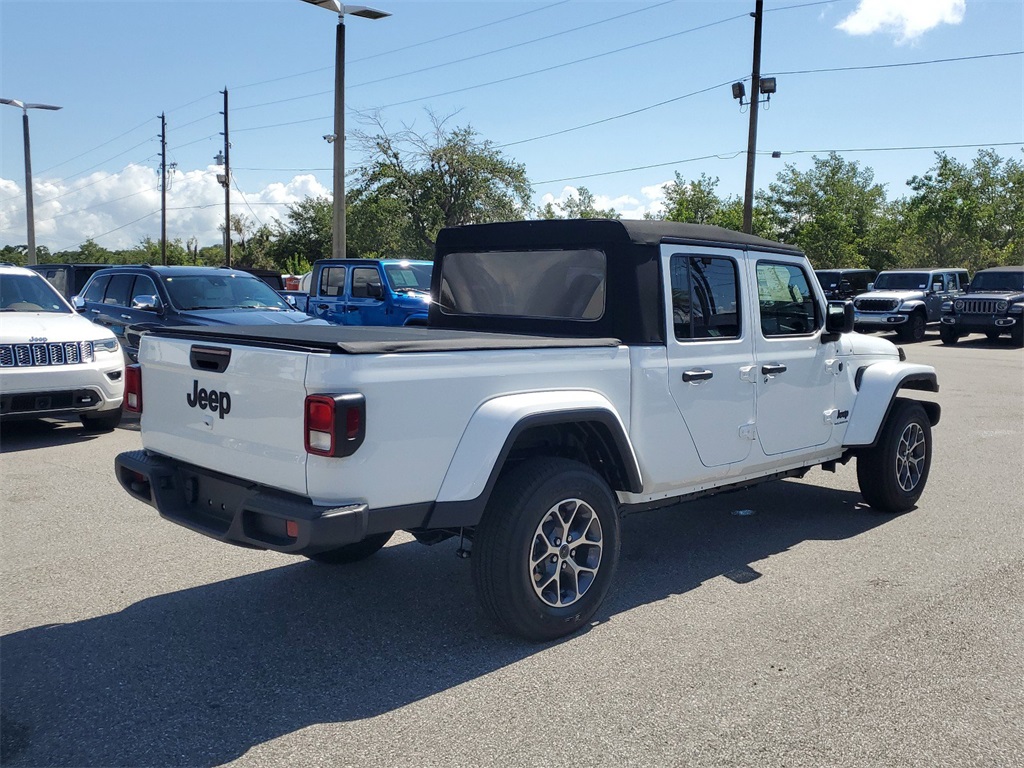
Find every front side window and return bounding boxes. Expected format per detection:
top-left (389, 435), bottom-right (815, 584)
top-left (757, 262), bottom-right (819, 337)
top-left (439, 249), bottom-right (605, 320)
top-left (670, 254), bottom-right (741, 340)
top-left (351, 267), bottom-right (382, 299)
top-left (131, 275), bottom-right (160, 306)
top-left (83, 274), bottom-right (110, 302)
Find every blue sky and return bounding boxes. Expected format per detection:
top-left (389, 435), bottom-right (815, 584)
top-left (1, 0), bottom-right (1021, 252)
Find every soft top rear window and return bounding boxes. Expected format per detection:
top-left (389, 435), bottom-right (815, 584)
top-left (438, 249), bottom-right (606, 321)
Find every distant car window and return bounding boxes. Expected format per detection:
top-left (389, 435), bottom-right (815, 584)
top-left (970, 270), bottom-right (1024, 292)
top-left (83, 274), bottom-right (110, 302)
top-left (384, 262), bottom-right (432, 292)
top-left (104, 273), bottom-right (135, 306)
top-left (874, 272), bottom-right (929, 290)
top-left (163, 274), bottom-right (289, 311)
top-left (671, 254), bottom-right (741, 340)
top-left (351, 267), bottom-right (382, 299)
top-left (37, 268), bottom-right (68, 296)
top-left (0, 273), bottom-right (71, 314)
top-left (320, 267), bottom-right (346, 297)
top-left (757, 262), bottom-right (819, 337)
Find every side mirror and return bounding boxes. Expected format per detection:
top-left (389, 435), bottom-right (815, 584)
top-left (866, 282), bottom-right (874, 292)
top-left (366, 282), bottom-right (384, 299)
top-left (822, 300), bottom-right (854, 343)
top-left (931, 282), bottom-right (943, 293)
top-left (131, 294), bottom-right (162, 313)
top-left (71, 295), bottom-right (86, 312)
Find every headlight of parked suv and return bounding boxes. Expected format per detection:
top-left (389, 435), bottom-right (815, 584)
top-left (1010, 302), bottom-right (1024, 315)
top-left (94, 338), bottom-right (120, 353)
top-left (941, 300), bottom-right (953, 313)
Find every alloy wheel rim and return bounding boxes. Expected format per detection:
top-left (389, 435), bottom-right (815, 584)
top-left (895, 422), bottom-right (926, 492)
top-left (530, 498), bottom-right (603, 608)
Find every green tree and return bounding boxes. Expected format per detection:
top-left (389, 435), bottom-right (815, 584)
top-left (656, 173), bottom-right (778, 239)
top-left (536, 186), bottom-right (621, 220)
top-left (765, 153), bottom-right (887, 269)
top-left (351, 112), bottom-right (532, 253)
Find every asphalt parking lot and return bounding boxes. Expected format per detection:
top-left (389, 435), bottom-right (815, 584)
top-left (1, 332), bottom-right (1021, 768)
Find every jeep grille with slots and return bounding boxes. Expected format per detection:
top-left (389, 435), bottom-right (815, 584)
top-left (955, 299), bottom-right (1006, 315)
top-left (855, 298), bottom-right (899, 312)
top-left (0, 341), bottom-right (94, 368)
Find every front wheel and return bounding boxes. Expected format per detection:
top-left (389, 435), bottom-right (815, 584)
top-left (857, 399), bottom-right (932, 513)
top-left (305, 531), bottom-right (394, 564)
top-left (1012, 323), bottom-right (1024, 347)
top-left (472, 458), bottom-right (620, 641)
top-left (898, 312), bottom-right (927, 343)
top-left (939, 325), bottom-right (959, 345)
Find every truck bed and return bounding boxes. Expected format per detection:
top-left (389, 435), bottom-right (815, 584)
top-left (149, 324), bottom-right (621, 354)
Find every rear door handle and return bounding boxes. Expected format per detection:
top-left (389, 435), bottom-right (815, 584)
top-left (346, 306), bottom-right (360, 312)
top-left (761, 363), bottom-right (787, 376)
top-left (120, 314), bottom-right (132, 321)
top-left (317, 304), bottom-right (329, 311)
top-left (682, 369), bottom-right (714, 383)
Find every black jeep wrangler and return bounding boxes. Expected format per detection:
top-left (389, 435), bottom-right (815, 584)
top-left (939, 266), bottom-right (1024, 346)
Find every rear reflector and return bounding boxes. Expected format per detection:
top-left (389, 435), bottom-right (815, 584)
top-left (285, 520), bottom-right (299, 538)
top-left (304, 393), bottom-right (366, 457)
top-left (125, 364), bottom-right (142, 413)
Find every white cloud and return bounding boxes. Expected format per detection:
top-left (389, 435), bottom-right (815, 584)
top-left (540, 185), bottom-right (666, 219)
top-left (0, 166), bottom-right (330, 252)
top-left (837, 0), bottom-right (966, 43)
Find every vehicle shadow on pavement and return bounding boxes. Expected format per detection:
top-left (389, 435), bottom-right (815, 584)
top-left (0, 418), bottom-right (134, 453)
top-left (1, 479), bottom-right (888, 767)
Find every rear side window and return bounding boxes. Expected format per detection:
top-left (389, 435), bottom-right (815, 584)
top-left (757, 262), bottom-right (819, 337)
top-left (439, 249), bottom-right (605, 320)
top-left (103, 273), bottom-right (135, 306)
top-left (670, 254), bottom-right (741, 340)
top-left (320, 267), bottom-right (346, 297)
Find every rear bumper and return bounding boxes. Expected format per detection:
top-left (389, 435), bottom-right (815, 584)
top-left (115, 450), bottom-right (430, 555)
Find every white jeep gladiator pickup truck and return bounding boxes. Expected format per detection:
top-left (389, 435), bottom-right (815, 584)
top-left (115, 219), bottom-right (940, 640)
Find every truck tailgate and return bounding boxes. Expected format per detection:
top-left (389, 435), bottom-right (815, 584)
top-left (138, 335), bottom-right (313, 497)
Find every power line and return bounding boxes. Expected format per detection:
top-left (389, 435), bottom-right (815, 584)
top-left (536, 142), bottom-right (1024, 185)
top-left (40, 186), bottom-right (161, 222)
top-left (35, 117), bottom-right (154, 176)
top-left (768, 50), bottom-right (1023, 77)
top-left (231, 1), bottom-right (576, 92)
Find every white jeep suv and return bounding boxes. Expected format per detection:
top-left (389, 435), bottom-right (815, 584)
top-left (1, 264), bottom-right (124, 430)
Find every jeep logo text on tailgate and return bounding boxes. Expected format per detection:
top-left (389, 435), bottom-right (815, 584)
top-left (187, 380), bottom-right (232, 418)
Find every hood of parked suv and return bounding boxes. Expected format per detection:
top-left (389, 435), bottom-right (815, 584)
top-left (1, 311), bottom-right (118, 344)
top-left (957, 290), bottom-right (1024, 303)
top-left (839, 331), bottom-right (901, 358)
top-left (857, 290), bottom-right (925, 303)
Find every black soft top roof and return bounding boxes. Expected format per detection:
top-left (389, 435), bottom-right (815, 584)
top-left (431, 219), bottom-right (801, 344)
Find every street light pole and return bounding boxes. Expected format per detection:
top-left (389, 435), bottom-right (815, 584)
top-left (742, 0), bottom-right (764, 235)
top-left (299, 1), bottom-right (390, 260)
top-left (1, 98), bottom-right (62, 265)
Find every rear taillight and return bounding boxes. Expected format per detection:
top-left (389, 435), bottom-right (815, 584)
top-left (304, 393), bottom-right (365, 457)
top-left (125, 364), bottom-right (143, 413)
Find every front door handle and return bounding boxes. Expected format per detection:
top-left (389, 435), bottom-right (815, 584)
top-left (761, 363), bottom-right (787, 376)
top-left (120, 314), bottom-right (132, 321)
top-left (682, 369), bottom-right (714, 383)
top-left (317, 304), bottom-right (329, 311)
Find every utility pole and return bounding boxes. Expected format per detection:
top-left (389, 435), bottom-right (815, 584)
top-left (220, 88), bottom-right (231, 267)
top-left (160, 112), bottom-right (167, 264)
top-left (742, 0), bottom-right (764, 234)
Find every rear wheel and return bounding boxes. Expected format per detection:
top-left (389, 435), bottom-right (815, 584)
top-left (472, 458), bottom-right (620, 641)
top-left (857, 399), bottom-right (932, 513)
top-left (939, 325), bottom-right (959, 345)
top-left (305, 531), bottom-right (394, 564)
top-left (898, 312), bottom-right (926, 343)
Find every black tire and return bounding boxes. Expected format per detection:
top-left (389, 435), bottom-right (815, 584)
top-left (305, 531), bottom-right (394, 564)
top-left (985, 330), bottom-right (1002, 342)
top-left (857, 399), bottom-right (932, 513)
top-left (1011, 323), bottom-right (1024, 348)
top-left (80, 409), bottom-right (122, 432)
top-left (939, 325), bottom-right (959, 345)
top-left (472, 458), bottom-right (620, 641)
top-left (898, 312), bottom-right (926, 343)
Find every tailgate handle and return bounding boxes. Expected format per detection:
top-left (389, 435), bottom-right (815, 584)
top-left (190, 345), bottom-right (232, 373)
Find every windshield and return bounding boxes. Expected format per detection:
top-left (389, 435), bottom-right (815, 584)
top-left (0, 273), bottom-right (72, 314)
top-left (384, 262), bottom-right (432, 292)
top-left (163, 274), bottom-right (290, 311)
top-left (873, 272), bottom-right (930, 291)
top-left (969, 270), bottom-right (1024, 292)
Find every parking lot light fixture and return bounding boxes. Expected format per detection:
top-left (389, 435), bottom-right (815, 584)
top-left (1, 98), bottom-right (62, 265)
top-left (298, 1), bottom-right (391, 259)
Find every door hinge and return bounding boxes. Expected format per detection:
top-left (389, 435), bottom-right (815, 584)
top-left (738, 423), bottom-right (757, 440)
top-left (825, 359), bottom-right (846, 376)
top-left (739, 365), bottom-right (757, 383)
